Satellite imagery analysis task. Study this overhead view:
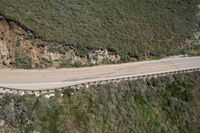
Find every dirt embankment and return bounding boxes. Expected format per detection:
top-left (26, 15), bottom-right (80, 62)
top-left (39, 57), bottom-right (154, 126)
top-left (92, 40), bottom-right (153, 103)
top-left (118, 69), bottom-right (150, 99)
top-left (0, 16), bottom-right (120, 69)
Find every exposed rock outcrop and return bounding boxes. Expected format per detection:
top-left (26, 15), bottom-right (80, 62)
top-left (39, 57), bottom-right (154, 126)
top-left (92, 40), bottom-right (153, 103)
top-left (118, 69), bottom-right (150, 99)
top-left (0, 16), bottom-right (120, 69)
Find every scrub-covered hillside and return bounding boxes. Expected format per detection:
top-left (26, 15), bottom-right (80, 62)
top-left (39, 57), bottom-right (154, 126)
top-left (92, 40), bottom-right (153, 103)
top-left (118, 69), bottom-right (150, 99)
top-left (0, 0), bottom-right (200, 64)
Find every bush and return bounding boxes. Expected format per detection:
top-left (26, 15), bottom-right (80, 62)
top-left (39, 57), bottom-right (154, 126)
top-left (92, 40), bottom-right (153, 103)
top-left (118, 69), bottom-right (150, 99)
top-left (15, 54), bottom-right (32, 69)
top-left (16, 39), bottom-right (21, 47)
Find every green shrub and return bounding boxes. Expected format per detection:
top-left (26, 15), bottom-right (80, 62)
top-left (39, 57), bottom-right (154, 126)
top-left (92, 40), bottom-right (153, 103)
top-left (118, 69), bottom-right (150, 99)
top-left (16, 39), bottom-right (21, 47)
top-left (15, 54), bottom-right (32, 69)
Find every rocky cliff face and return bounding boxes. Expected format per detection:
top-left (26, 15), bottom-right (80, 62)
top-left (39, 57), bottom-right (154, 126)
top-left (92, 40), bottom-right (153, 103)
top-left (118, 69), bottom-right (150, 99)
top-left (0, 40), bottom-right (10, 67)
top-left (0, 16), bottom-right (120, 69)
top-left (0, 16), bottom-right (49, 68)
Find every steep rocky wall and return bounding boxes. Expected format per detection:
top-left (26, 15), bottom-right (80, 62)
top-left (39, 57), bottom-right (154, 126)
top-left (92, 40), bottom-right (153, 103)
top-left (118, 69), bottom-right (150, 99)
top-left (0, 16), bottom-right (120, 69)
top-left (0, 16), bottom-right (49, 68)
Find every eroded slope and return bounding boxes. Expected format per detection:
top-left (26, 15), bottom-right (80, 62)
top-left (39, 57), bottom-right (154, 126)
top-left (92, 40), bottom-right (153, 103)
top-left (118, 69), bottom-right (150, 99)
top-left (0, 16), bottom-right (119, 68)
top-left (0, 0), bottom-right (200, 63)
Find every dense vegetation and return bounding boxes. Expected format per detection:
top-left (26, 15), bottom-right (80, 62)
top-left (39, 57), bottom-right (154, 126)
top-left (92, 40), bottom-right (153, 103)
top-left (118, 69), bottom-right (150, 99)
top-left (1, 72), bottom-right (200, 132)
top-left (0, 0), bottom-right (199, 61)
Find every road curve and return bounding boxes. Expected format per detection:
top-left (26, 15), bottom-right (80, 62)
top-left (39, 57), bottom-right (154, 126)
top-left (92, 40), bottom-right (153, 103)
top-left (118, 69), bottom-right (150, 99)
top-left (0, 56), bottom-right (200, 91)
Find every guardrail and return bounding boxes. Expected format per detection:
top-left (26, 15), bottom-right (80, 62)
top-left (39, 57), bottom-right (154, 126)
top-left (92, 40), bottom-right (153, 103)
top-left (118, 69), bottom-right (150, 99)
top-left (0, 68), bottom-right (200, 95)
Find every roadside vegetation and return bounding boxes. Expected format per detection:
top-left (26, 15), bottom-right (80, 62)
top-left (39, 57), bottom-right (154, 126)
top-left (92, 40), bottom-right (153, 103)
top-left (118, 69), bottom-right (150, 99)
top-left (15, 54), bottom-right (32, 69)
top-left (0, 0), bottom-right (199, 61)
top-left (1, 72), bottom-right (200, 132)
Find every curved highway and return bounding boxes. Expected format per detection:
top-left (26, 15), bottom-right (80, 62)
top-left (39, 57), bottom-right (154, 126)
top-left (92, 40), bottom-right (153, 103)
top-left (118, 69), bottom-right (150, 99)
top-left (0, 56), bottom-right (200, 91)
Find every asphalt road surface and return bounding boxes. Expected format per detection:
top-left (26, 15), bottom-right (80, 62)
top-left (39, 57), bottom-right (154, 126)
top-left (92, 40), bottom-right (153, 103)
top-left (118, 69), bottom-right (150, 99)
top-left (0, 56), bottom-right (200, 91)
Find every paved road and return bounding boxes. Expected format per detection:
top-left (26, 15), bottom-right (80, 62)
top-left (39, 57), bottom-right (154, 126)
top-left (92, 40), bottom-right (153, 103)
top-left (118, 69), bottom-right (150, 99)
top-left (0, 56), bottom-right (200, 91)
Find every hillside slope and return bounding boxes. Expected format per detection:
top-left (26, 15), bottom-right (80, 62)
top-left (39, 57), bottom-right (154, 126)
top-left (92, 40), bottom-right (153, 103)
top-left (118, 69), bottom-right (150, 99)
top-left (0, 16), bottom-right (120, 68)
top-left (0, 0), bottom-right (200, 65)
top-left (0, 72), bottom-right (200, 132)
